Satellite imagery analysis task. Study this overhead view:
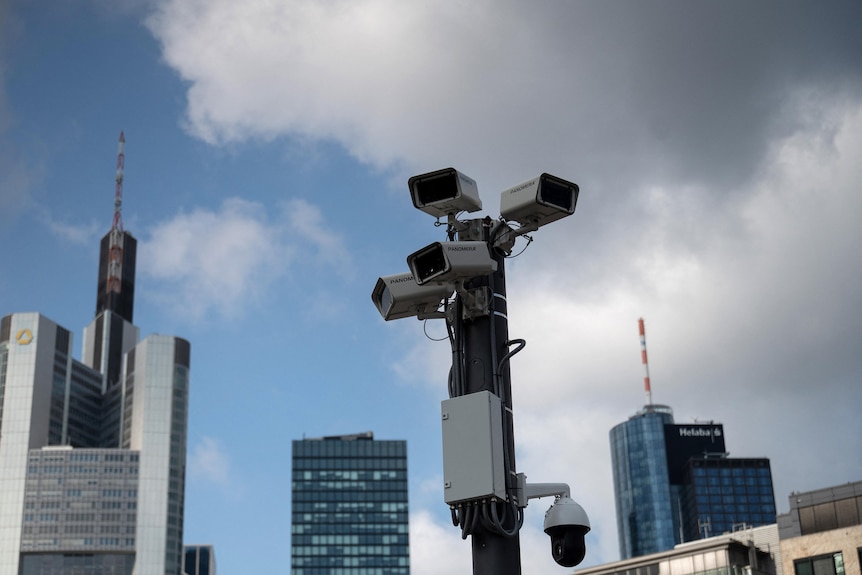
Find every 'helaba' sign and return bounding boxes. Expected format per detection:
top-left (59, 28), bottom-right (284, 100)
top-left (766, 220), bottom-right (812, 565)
top-left (664, 423), bottom-right (728, 483)
top-left (678, 427), bottom-right (722, 438)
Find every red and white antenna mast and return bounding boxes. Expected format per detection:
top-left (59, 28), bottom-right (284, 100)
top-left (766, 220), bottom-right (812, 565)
top-left (638, 318), bottom-right (653, 406)
top-left (106, 131), bottom-right (125, 294)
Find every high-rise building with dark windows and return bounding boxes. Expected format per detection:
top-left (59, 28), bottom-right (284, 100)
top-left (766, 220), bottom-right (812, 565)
top-left (291, 432), bottom-right (410, 575)
top-left (611, 404), bottom-right (776, 560)
top-left (681, 457), bottom-right (776, 540)
top-left (611, 404), bottom-right (678, 558)
top-left (0, 133), bottom-right (191, 575)
top-left (612, 320), bottom-right (776, 559)
top-left (184, 544), bottom-right (217, 575)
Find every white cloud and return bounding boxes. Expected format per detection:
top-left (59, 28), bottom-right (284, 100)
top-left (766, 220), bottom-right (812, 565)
top-left (139, 196), bottom-right (350, 321)
top-left (409, 509), bottom-right (470, 575)
top-left (390, 326), bottom-right (451, 390)
top-left (281, 198), bottom-right (352, 275)
top-left (146, 1), bottom-right (506, 151)
top-left (140, 197), bottom-right (291, 320)
top-left (188, 435), bottom-right (231, 487)
top-left (42, 216), bottom-right (101, 245)
top-left (143, 0), bottom-right (654, 193)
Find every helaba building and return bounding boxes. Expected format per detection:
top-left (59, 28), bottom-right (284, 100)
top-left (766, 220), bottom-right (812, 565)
top-left (610, 320), bottom-right (776, 559)
top-left (611, 403), bottom-right (776, 560)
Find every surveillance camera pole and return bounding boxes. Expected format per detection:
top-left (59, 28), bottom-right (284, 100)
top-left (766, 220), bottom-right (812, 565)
top-left (454, 218), bottom-right (522, 575)
top-left (381, 169), bottom-right (580, 573)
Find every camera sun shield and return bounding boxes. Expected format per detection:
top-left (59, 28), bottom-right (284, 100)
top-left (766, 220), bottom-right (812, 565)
top-left (410, 168), bottom-right (482, 217)
top-left (372, 272), bottom-right (453, 321)
top-left (499, 173), bottom-right (579, 227)
top-left (407, 241), bottom-right (497, 286)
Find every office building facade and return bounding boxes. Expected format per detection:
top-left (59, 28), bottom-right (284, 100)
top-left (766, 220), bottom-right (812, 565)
top-left (778, 480), bottom-right (862, 575)
top-left (0, 188), bottom-right (191, 573)
top-left (611, 404), bottom-right (776, 559)
top-left (681, 457), bottom-right (776, 541)
top-left (611, 404), bottom-right (678, 558)
top-left (184, 544), bottom-right (217, 575)
top-left (291, 432), bottom-right (410, 575)
top-left (574, 524), bottom-right (779, 575)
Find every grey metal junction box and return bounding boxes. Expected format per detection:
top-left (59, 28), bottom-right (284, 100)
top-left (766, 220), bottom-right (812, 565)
top-left (441, 390), bottom-right (507, 505)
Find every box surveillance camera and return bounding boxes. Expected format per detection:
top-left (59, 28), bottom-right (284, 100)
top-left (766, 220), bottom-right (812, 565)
top-left (372, 272), bottom-right (452, 321)
top-left (500, 173), bottom-right (579, 228)
top-left (409, 168), bottom-right (482, 217)
top-left (407, 241), bottom-right (497, 286)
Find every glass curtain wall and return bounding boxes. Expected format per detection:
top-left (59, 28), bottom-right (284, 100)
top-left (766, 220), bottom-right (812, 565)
top-left (291, 436), bottom-right (410, 575)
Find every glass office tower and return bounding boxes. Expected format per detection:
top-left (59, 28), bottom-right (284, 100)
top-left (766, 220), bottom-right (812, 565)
top-left (611, 404), bottom-right (677, 559)
top-left (0, 314), bottom-right (190, 575)
top-left (610, 404), bottom-right (776, 560)
top-left (291, 432), bottom-right (410, 575)
top-left (184, 544), bottom-right (217, 575)
top-left (681, 458), bottom-right (776, 540)
top-left (0, 183), bottom-right (191, 574)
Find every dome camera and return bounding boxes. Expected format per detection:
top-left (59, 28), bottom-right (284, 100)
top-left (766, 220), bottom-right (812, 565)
top-left (543, 496), bottom-right (590, 567)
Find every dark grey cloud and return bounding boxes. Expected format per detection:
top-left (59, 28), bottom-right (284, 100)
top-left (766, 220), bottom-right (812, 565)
top-left (547, 1), bottom-right (862, 190)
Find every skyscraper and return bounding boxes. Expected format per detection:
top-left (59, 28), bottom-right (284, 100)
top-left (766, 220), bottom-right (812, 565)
top-left (184, 544), bottom-right (217, 575)
top-left (0, 134), bottom-right (191, 575)
top-left (611, 404), bottom-right (776, 559)
top-left (610, 404), bottom-right (678, 558)
top-left (610, 320), bottom-right (775, 559)
top-left (291, 432), bottom-right (410, 575)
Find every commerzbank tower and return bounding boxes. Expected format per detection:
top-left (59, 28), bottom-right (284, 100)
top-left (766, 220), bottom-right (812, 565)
top-left (0, 133), bottom-right (191, 575)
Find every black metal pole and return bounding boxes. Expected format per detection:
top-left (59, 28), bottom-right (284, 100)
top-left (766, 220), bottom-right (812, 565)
top-left (456, 222), bottom-right (521, 575)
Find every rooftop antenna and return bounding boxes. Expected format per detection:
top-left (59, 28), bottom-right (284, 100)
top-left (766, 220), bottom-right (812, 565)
top-left (106, 131), bottom-right (125, 294)
top-left (638, 318), bottom-right (653, 406)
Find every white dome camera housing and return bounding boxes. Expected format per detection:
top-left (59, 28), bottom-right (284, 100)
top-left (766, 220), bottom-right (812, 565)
top-left (543, 496), bottom-right (591, 567)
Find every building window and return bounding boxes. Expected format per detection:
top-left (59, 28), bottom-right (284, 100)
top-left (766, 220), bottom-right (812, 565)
top-left (794, 552), bottom-right (844, 575)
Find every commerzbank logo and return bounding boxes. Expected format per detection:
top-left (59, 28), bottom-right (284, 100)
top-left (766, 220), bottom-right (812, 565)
top-left (15, 328), bottom-right (33, 345)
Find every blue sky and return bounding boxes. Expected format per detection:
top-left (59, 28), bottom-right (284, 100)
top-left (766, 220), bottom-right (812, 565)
top-left (1, 1), bottom-right (861, 573)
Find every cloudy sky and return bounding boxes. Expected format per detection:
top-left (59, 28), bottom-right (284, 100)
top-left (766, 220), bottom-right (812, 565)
top-left (1, 1), bottom-right (861, 573)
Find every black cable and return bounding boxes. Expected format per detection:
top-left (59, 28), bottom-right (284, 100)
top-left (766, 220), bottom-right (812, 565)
top-left (507, 234), bottom-right (533, 258)
top-left (423, 318), bottom-right (449, 342)
top-left (497, 339), bottom-right (526, 374)
top-left (486, 226), bottom-right (525, 538)
top-left (479, 500), bottom-right (522, 538)
top-left (452, 296), bottom-right (466, 397)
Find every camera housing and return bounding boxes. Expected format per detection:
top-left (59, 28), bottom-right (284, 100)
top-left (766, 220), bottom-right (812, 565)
top-left (410, 168), bottom-right (482, 217)
top-left (372, 272), bottom-right (453, 321)
top-left (543, 496), bottom-right (591, 567)
top-left (500, 173), bottom-right (579, 229)
top-left (407, 241), bottom-right (497, 286)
